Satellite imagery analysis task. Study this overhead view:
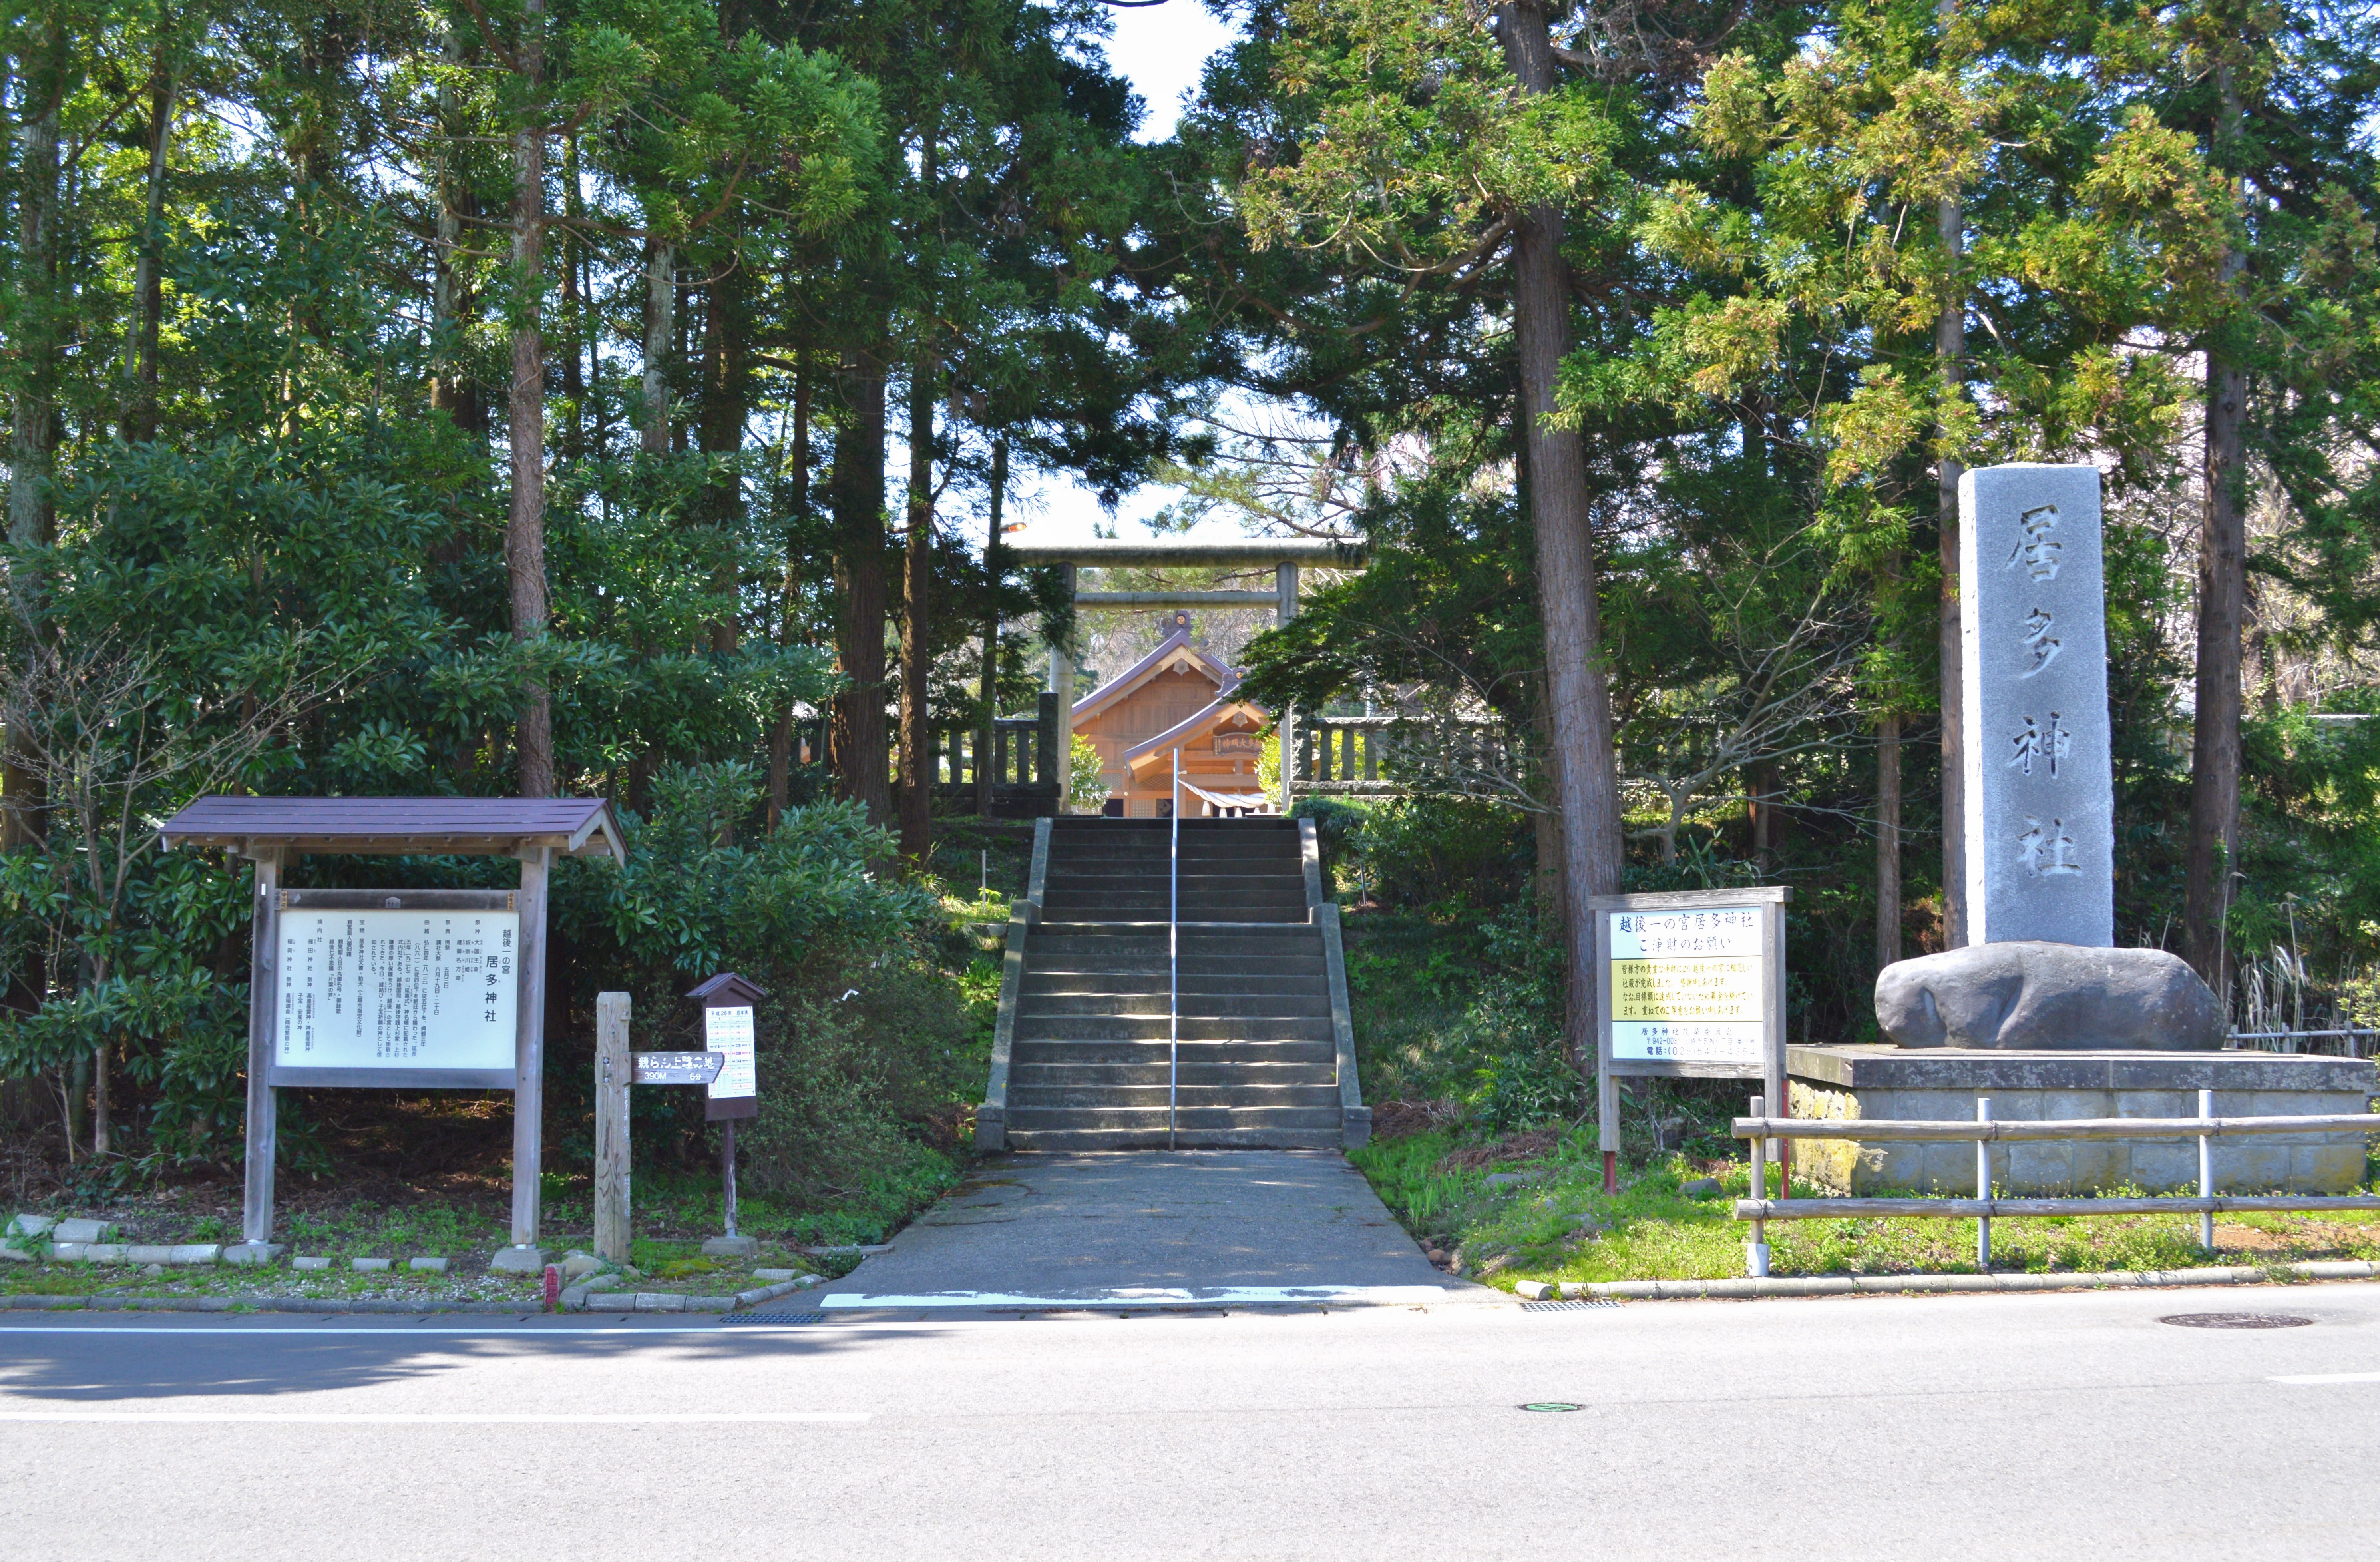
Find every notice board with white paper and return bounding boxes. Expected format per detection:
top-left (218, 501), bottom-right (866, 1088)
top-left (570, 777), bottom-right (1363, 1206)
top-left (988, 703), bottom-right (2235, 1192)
top-left (1590, 885), bottom-right (1789, 1087)
top-left (273, 899), bottom-right (520, 1088)
top-left (702, 1004), bottom-right (758, 1120)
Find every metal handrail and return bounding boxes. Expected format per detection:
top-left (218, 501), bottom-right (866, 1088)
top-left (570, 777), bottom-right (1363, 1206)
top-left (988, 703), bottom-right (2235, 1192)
top-left (1731, 1090), bottom-right (2380, 1274)
top-left (1168, 750), bottom-right (1180, 1150)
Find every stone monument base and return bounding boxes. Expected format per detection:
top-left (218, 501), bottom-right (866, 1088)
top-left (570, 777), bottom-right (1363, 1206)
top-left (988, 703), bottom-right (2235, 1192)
top-left (1786, 1046), bottom-right (2376, 1195)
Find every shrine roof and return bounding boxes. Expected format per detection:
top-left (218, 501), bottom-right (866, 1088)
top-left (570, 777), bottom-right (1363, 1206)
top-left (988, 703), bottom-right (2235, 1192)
top-left (159, 796), bottom-right (627, 865)
top-left (1124, 697), bottom-right (1270, 771)
top-left (1070, 628), bottom-right (1240, 726)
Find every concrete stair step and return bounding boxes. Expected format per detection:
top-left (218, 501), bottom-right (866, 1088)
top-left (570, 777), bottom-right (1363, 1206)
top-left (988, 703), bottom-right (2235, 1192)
top-left (1008, 1084), bottom-right (1343, 1110)
top-left (1047, 870), bottom-right (1303, 886)
top-left (1008, 1060), bottom-right (1337, 1088)
top-left (1023, 958), bottom-right (1328, 980)
top-left (1022, 972), bottom-right (1329, 996)
top-left (1009, 1037), bottom-right (1334, 1066)
top-left (1017, 1016), bottom-right (1336, 1042)
top-left (1042, 895), bottom-right (1307, 911)
top-left (1006, 1126), bottom-right (1344, 1151)
top-left (1017, 992), bottom-right (1333, 1018)
top-left (1007, 1105), bottom-right (1343, 1132)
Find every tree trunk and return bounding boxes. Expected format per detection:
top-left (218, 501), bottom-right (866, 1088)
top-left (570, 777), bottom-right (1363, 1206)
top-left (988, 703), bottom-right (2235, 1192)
top-left (832, 343), bottom-right (893, 824)
top-left (767, 357), bottom-right (812, 831)
top-left (1877, 712), bottom-right (1902, 968)
top-left (1748, 763), bottom-right (1773, 867)
top-left (121, 50), bottom-right (174, 442)
top-left (91, 1042), bottom-right (110, 1158)
top-left (507, 4), bottom-right (553, 799)
top-left (699, 261), bottom-right (746, 655)
top-left (5, 17), bottom-right (66, 868)
top-left (641, 239), bottom-right (675, 455)
top-left (899, 354), bottom-right (936, 863)
top-left (1498, 1), bottom-right (1626, 1071)
top-left (1936, 195), bottom-right (1967, 947)
top-left (2184, 69), bottom-right (2249, 991)
top-left (561, 133), bottom-right (584, 460)
top-left (429, 33), bottom-right (486, 437)
top-left (976, 438), bottom-right (1008, 818)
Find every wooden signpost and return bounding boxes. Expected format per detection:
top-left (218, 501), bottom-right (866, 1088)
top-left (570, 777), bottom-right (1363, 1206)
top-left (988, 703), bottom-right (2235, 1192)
top-left (1588, 887), bottom-right (1791, 1202)
top-left (589, 976), bottom-right (765, 1263)
top-left (689, 973), bottom-right (766, 1257)
top-left (160, 797), bottom-right (624, 1270)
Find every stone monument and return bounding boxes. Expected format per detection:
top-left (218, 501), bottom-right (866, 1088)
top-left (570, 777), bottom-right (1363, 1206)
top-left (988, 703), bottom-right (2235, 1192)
top-left (1784, 463), bottom-right (2376, 1194)
top-left (1959, 463), bottom-right (2114, 946)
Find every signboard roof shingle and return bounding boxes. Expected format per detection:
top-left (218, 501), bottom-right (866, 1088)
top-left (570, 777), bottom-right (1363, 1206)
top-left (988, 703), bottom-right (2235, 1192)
top-left (159, 795), bottom-right (626, 864)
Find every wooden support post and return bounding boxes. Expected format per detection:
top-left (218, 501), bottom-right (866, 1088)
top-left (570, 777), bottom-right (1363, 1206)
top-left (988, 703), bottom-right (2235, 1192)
top-left (510, 845), bottom-right (554, 1250)
top-left (241, 847), bottom-right (286, 1246)
top-left (1036, 691), bottom-right (1060, 804)
top-left (1278, 563), bottom-right (1299, 814)
top-left (1048, 563), bottom-right (1077, 813)
top-left (594, 990), bottom-right (631, 1262)
top-left (721, 1119), bottom-right (738, 1239)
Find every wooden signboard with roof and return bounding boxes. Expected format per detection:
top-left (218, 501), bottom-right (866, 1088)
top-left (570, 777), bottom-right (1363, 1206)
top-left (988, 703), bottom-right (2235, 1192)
top-left (160, 796), bottom-right (625, 1269)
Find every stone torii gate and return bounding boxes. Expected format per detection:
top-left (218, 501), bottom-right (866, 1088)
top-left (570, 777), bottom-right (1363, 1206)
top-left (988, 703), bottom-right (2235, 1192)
top-left (1007, 538), bottom-right (1363, 812)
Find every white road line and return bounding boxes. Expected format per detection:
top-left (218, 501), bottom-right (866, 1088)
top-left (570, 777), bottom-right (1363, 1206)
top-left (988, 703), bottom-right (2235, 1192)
top-left (2269, 1371), bottom-right (2380, 1385)
top-left (819, 1285), bottom-right (1449, 1308)
top-left (0, 1325), bottom-right (761, 1337)
top-left (0, 1411), bottom-right (868, 1424)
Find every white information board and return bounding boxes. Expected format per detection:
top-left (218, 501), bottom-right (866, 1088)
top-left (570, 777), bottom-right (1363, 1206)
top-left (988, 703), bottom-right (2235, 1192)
top-left (703, 1005), bottom-right (757, 1101)
top-left (277, 909), bottom-right (519, 1074)
top-left (1606, 905), bottom-right (1765, 1065)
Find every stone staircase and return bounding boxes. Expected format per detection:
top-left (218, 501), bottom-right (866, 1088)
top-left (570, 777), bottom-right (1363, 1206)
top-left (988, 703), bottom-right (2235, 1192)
top-left (978, 817), bottom-right (1369, 1152)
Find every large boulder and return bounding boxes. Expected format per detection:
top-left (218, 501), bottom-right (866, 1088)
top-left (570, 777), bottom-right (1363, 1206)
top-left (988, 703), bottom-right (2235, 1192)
top-left (1874, 942), bottom-right (2225, 1050)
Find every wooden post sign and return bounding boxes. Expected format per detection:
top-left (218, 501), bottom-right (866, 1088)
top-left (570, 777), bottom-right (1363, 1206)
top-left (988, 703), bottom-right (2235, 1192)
top-left (1588, 887), bottom-right (1791, 1194)
top-left (158, 797), bottom-right (624, 1269)
top-left (591, 988), bottom-right (732, 1263)
top-left (688, 973), bottom-right (766, 1255)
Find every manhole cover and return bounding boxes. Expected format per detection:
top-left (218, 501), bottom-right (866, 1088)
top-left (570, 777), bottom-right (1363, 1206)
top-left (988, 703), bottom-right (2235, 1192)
top-left (2158, 1313), bottom-right (2314, 1329)
top-left (1519, 1401), bottom-right (1584, 1413)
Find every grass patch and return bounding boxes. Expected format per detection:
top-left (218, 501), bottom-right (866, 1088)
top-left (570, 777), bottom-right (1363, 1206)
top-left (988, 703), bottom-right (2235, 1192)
top-left (1352, 1125), bottom-right (2380, 1287)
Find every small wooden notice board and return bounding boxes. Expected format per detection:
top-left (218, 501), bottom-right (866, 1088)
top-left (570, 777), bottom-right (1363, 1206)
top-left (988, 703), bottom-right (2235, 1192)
top-left (1590, 887), bottom-right (1790, 1184)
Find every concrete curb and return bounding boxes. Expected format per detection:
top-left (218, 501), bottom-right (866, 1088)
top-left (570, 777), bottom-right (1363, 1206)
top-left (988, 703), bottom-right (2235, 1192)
top-left (2, 1269), bottom-right (832, 1318)
top-left (4, 1293), bottom-right (543, 1313)
top-left (1575, 1259), bottom-right (2380, 1301)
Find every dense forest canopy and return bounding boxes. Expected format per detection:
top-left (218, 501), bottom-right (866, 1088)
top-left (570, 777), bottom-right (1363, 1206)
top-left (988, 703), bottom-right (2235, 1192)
top-left (7, 0), bottom-right (2380, 1178)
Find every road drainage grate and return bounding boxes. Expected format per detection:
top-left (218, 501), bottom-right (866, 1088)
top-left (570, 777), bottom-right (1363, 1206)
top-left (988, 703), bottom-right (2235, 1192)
top-left (1522, 1300), bottom-right (1622, 1313)
top-left (724, 1312), bottom-right (829, 1325)
top-left (2158, 1312), bottom-right (2314, 1329)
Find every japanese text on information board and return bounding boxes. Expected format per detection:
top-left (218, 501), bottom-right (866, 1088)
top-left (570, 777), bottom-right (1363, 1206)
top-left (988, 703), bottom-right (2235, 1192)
top-left (702, 1005), bottom-right (757, 1100)
top-left (277, 909), bottom-right (519, 1072)
top-left (1606, 907), bottom-right (1763, 1063)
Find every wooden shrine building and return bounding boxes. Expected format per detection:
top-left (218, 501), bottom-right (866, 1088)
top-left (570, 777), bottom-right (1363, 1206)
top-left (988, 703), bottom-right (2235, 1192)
top-left (1068, 616), bottom-right (1273, 816)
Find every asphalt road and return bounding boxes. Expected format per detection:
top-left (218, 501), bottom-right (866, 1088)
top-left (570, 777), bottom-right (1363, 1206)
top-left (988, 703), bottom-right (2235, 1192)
top-left (4, 1282), bottom-right (2376, 1560)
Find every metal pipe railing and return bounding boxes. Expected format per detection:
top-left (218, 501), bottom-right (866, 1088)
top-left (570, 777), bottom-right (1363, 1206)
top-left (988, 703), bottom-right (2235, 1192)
top-left (1168, 749), bottom-right (1180, 1151)
top-left (1730, 1095), bottom-right (2380, 1273)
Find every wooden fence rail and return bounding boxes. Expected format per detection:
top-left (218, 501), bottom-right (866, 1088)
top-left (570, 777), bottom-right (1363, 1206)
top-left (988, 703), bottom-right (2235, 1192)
top-left (1289, 715), bottom-right (1515, 795)
top-left (1727, 1094), bottom-right (2380, 1277)
top-left (1731, 1114), bottom-right (2380, 1143)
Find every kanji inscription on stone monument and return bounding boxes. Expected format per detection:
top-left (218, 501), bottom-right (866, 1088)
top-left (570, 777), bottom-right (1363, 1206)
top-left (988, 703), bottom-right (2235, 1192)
top-left (1958, 464), bottom-right (2114, 946)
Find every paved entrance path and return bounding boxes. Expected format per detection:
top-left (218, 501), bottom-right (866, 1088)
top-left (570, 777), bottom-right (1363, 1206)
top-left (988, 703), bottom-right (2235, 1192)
top-left (817, 1150), bottom-right (1493, 1309)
